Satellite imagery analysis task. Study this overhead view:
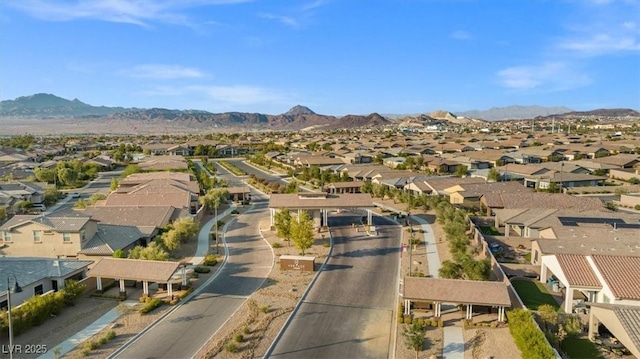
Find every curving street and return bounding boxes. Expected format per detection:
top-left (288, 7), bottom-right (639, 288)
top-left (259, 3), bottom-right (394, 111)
top-left (109, 200), bottom-right (273, 359)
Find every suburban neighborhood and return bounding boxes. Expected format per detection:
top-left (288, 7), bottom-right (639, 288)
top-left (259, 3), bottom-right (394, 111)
top-left (1, 120), bottom-right (639, 359)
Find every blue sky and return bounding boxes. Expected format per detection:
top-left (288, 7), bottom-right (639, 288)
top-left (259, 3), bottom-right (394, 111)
top-left (1, 0), bottom-right (639, 115)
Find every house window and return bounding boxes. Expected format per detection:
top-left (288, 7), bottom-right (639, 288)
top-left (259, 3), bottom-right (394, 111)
top-left (63, 232), bottom-right (71, 242)
top-left (533, 250), bottom-right (539, 263)
top-left (33, 230), bottom-right (41, 242)
top-left (2, 231), bottom-right (11, 243)
top-left (80, 229), bottom-right (86, 242)
top-left (603, 294), bottom-right (610, 304)
top-left (34, 284), bottom-right (44, 296)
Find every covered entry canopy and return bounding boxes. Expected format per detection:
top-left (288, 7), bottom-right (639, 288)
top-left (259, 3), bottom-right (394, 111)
top-left (268, 192), bottom-right (374, 209)
top-left (89, 258), bottom-right (181, 283)
top-left (88, 258), bottom-right (184, 297)
top-left (402, 277), bottom-right (512, 321)
top-left (269, 193), bottom-right (376, 227)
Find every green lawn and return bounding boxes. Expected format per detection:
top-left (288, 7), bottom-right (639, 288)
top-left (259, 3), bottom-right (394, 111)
top-left (512, 280), bottom-right (561, 311)
top-left (562, 337), bottom-right (603, 359)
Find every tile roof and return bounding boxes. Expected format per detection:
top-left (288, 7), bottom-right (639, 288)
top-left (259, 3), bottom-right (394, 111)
top-left (591, 255), bottom-right (640, 300)
top-left (82, 206), bottom-right (177, 228)
top-left (493, 193), bottom-right (605, 211)
top-left (269, 193), bottom-right (374, 209)
top-left (615, 306), bottom-right (640, 352)
top-left (79, 224), bottom-right (145, 255)
top-left (88, 258), bottom-right (181, 283)
top-left (556, 254), bottom-right (602, 288)
top-left (0, 214), bottom-right (92, 232)
top-left (403, 277), bottom-right (511, 307)
top-left (0, 257), bottom-right (93, 294)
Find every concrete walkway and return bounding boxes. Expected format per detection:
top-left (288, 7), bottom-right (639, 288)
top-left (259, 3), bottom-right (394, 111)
top-left (38, 301), bottom-right (137, 359)
top-left (410, 215), bottom-right (441, 279)
top-left (442, 326), bottom-right (465, 359)
top-left (37, 209), bottom-right (233, 358)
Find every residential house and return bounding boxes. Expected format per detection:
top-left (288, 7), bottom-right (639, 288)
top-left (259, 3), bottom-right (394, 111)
top-left (0, 257), bottom-right (93, 308)
top-left (592, 154), bottom-right (640, 169)
top-left (137, 155), bottom-right (189, 171)
top-left (0, 214), bottom-right (144, 259)
top-left (444, 182), bottom-right (529, 208)
top-left (484, 193), bottom-right (605, 220)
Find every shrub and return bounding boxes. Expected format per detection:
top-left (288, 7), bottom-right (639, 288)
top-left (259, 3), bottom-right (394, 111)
top-left (635, 204), bottom-right (640, 210)
top-left (322, 241), bottom-right (330, 247)
top-left (224, 341), bottom-right (239, 353)
top-left (140, 298), bottom-right (164, 314)
top-left (194, 266), bottom-right (211, 274)
top-left (202, 254), bottom-right (218, 266)
top-left (259, 305), bottom-right (270, 313)
top-left (242, 325), bottom-right (251, 334)
top-left (507, 309), bottom-right (555, 359)
top-left (234, 333), bottom-right (244, 342)
top-left (231, 209), bottom-right (240, 214)
top-left (272, 242), bottom-right (282, 248)
top-left (104, 330), bottom-right (116, 340)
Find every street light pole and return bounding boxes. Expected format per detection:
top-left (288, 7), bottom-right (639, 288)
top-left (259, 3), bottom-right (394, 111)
top-left (6, 275), bottom-right (23, 359)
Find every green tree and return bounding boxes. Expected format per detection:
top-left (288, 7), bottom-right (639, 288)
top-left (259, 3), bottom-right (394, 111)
top-left (403, 322), bottom-right (429, 359)
top-left (454, 165), bottom-right (468, 178)
top-left (291, 210), bottom-right (314, 255)
top-left (274, 208), bottom-right (293, 246)
top-left (112, 249), bottom-right (126, 258)
top-left (438, 260), bottom-right (464, 279)
top-left (488, 167), bottom-right (501, 182)
top-left (128, 242), bottom-right (169, 261)
top-left (34, 167), bottom-right (57, 184)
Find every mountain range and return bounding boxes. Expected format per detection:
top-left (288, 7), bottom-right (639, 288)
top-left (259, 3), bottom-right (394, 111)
top-left (1, 94), bottom-right (636, 133)
top-left (0, 93), bottom-right (389, 131)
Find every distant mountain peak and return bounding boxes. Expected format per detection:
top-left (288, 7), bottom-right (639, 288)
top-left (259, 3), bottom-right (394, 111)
top-left (283, 105), bottom-right (316, 116)
top-left (457, 105), bottom-right (573, 121)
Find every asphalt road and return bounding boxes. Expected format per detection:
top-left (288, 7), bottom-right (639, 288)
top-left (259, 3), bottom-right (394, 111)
top-left (224, 159), bottom-right (288, 187)
top-left (267, 214), bottom-right (401, 359)
top-left (110, 202), bottom-right (273, 359)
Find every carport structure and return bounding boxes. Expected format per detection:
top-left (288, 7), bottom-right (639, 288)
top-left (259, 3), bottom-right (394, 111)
top-left (402, 277), bottom-right (512, 322)
top-left (88, 258), bottom-right (185, 298)
top-left (268, 193), bottom-right (375, 227)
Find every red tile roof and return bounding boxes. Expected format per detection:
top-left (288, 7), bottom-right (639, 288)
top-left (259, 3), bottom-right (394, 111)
top-left (556, 254), bottom-right (601, 288)
top-left (591, 255), bottom-right (640, 300)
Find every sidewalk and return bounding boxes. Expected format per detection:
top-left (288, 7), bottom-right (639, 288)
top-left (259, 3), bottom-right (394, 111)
top-left (442, 326), bottom-right (465, 359)
top-left (37, 208), bottom-right (233, 358)
top-left (373, 201), bottom-right (466, 357)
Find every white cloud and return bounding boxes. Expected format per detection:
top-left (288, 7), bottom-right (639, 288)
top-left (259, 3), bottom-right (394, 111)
top-left (145, 84), bottom-right (291, 106)
top-left (497, 62), bottom-right (591, 91)
top-left (300, 0), bottom-right (327, 12)
top-left (559, 33), bottom-right (640, 54)
top-left (451, 30), bottom-right (471, 40)
top-left (258, 13), bottom-right (299, 28)
top-left (120, 65), bottom-right (206, 79)
top-left (5, 0), bottom-right (253, 27)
